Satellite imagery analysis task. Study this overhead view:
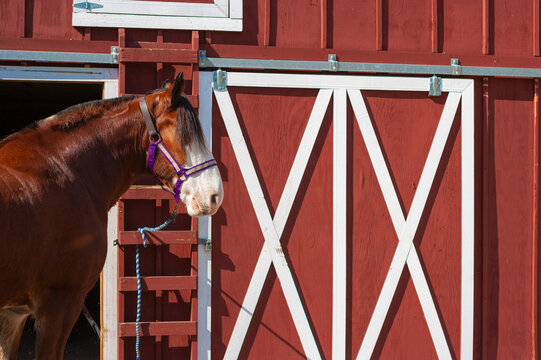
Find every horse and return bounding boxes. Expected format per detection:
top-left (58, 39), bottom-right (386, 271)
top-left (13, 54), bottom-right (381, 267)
top-left (0, 72), bottom-right (223, 359)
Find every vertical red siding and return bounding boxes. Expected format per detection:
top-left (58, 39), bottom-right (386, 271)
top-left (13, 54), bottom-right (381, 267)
top-left (330, 1), bottom-right (376, 51)
top-left (483, 78), bottom-right (534, 359)
top-left (386, 0), bottom-right (431, 52)
top-left (272, 0), bottom-right (321, 48)
top-left (494, 0), bottom-right (533, 56)
top-left (442, 0), bottom-right (483, 55)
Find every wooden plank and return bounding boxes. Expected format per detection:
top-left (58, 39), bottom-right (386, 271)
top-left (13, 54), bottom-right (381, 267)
top-left (376, 0), bottom-right (383, 50)
top-left (320, 0), bottom-right (328, 49)
top-left (461, 82), bottom-right (475, 360)
top-left (103, 205), bottom-right (118, 360)
top-left (534, 78), bottom-right (540, 359)
top-left (119, 321), bottom-right (196, 337)
top-left (119, 275), bottom-right (197, 291)
top-left (190, 243), bottom-right (198, 360)
top-left (121, 186), bottom-right (181, 200)
top-left (102, 80), bottom-right (120, 360)
top-left (263, 0), bottom-right (270, 46)
top-left (431, 0), bottom-right (439, 53)
top-left (482, 0), bottom-right (490, 54)
top-left (118, 230), bottom-right (197, 245)
top-left (481, 77), bottom-right (490, 360)
top-left (332, 88), bottom-right (347, 359)
top-left (118, 28), bottom-right (126, 96)
top-left (117, 200), bottom-right (126, 360)
top-left (535, 0), bottom-right (540, 56)
top-left (122, 185), bottom-right (198, 202)
top-left (155, 200), bottom-right (163, 360)
top-left (119, 48), bottom-right (198, 63)
top-left (198, 71), bottom-right (213, 360)
top-left (17, 0), bottom-right (25, 39)
top-left (225, 72), bottom-right (470, 93)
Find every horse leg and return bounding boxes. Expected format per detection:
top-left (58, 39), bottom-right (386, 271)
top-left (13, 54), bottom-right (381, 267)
top-left (33, 291), bottom-right (86, 360)
top-left (0, 308), bottom-right (30, 360)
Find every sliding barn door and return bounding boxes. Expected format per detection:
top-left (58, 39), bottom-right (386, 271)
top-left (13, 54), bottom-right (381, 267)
top-left (201, 72), bottom-right (474, 359)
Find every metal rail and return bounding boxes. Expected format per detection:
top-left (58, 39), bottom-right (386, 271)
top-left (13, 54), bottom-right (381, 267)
top-left (199, 51), bottom-right (541, 78)
top-left (0, 47), bottom-right (119, 64)
top-left (3, 47), bottom-right (541, 78)
top-left (0, 65), bottom-right (118, 81)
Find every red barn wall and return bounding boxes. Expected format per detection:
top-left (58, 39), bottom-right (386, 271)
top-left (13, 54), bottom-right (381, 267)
top-left (1, 0), bottom-right (541, 358)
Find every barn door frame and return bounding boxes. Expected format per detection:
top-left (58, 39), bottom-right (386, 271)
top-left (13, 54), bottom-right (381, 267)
top-left (199, 71), bottom-right (474, 359)
top-left (0, 65), bottom-right (119, 360)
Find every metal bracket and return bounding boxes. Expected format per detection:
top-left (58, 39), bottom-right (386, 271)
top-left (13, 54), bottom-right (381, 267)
top-left (429, 75), bottom-right (442, 96)
top-left (213, 69), bottom-right (228, 91)
top-left (111, 46), bottom-right (119, 64)
top-left (328, 54), bottom-right (338, 72)
top-left (199, 238), bottom-right (212, 252)
top-left (73, 1), bottom-right (104, 10)
top-left (451, 58), bottom-right (462, 75)
top-left (199, 50), bottom-right (210, 67)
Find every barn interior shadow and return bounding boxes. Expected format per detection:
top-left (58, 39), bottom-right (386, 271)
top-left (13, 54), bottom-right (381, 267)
top-left (0, 81), bottom-right (103, 360)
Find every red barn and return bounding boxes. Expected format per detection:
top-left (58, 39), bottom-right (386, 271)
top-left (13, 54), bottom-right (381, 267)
top-left (1, 0), bottom-right (540, 359)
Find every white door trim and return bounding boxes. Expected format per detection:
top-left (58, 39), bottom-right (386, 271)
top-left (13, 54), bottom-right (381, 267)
top-left (200, 71), bottom-right (474, 360)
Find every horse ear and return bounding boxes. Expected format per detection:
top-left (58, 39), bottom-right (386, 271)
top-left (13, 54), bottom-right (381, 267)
top-left (161, 79), bottom-right (172, 88)
top-left (170, 72), bottom-right (184, 107)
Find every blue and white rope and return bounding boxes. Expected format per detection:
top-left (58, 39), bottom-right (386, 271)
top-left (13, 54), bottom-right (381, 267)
top-left (135, 206), bottom-right (178, 360)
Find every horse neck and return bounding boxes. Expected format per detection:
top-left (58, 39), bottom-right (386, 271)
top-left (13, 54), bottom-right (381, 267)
top-left (65, 99), bottom-right (148, 210)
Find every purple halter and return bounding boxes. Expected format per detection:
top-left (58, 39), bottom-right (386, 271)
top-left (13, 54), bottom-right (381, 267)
top-left (139, 97), bottom-right (218, 203)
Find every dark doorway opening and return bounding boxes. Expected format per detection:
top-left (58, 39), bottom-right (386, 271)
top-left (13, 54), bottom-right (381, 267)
top-left (0, 81), bottom-right (104, 360)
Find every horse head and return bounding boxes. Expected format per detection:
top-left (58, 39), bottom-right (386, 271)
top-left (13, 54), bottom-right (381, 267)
top-left (141, 72), bottom-right (223, 217)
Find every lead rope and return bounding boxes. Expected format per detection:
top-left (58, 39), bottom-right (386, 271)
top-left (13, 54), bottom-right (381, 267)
top-left (135, 202), bottom-right (180, 360)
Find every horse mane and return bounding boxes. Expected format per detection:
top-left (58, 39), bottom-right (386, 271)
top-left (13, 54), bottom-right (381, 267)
top-left (40, 95), bottom-right (136, 132)
top-left (176, 96), bottom-right (205, 148)
top-left (0, 89), bottom-right (205, 149)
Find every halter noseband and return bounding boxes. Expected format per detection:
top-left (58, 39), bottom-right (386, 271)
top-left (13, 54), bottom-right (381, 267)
top-left (138, 96), bottom-right (217, 203)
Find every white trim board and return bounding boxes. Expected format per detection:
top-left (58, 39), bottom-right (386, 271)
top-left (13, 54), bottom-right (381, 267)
top-left (202, 71), bottom-right (475, 359)
top-left (72, 0), bottom-right (243, 31)
top-left (198, 71), bottom-right (214, 360)
top-left (102, 80), bottom-right (120, 360)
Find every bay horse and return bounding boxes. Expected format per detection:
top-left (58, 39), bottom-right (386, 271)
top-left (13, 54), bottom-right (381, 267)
top-left (0, 73), bottom-right (223, 359)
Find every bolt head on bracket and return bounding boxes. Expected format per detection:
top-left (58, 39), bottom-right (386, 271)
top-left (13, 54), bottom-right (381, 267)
top-left (213, 69), bottom-right (228, 92)
top-left (429, 75), bottom-right (442, 96)
top-left (328, 54), bottom-right (338, 72)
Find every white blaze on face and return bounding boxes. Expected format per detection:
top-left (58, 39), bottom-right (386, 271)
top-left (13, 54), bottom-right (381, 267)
top-left (178, 139), bottom-right (223, 217)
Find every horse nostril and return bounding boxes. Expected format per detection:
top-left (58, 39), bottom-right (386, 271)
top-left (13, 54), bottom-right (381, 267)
top-left (210, 194), bottom-right (219, 206)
